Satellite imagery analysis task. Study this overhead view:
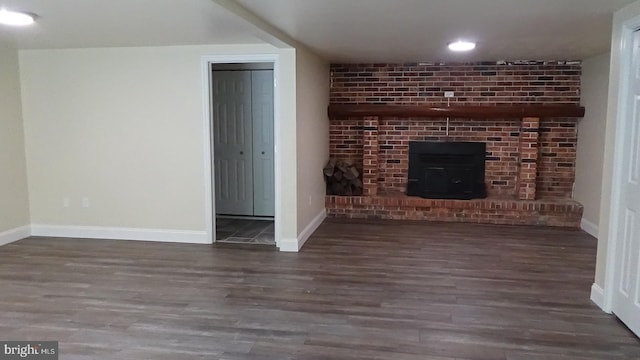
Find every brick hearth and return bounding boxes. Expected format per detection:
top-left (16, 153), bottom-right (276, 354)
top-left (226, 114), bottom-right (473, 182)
top-left (326, 61), bottom-right (585, 227)
top-left (326, 193), bottom-right (582, 227)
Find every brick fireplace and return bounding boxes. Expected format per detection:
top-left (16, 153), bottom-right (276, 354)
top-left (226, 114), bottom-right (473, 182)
top-left (325, 62), bottom-right (585, 227)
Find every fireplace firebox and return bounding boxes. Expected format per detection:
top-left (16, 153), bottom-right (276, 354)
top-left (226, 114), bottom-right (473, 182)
top-left (407, 142), bottom-right (487, 200)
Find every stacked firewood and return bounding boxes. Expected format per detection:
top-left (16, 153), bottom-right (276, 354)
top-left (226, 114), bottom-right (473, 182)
top-left (323, 159), bottom-right (363, 196)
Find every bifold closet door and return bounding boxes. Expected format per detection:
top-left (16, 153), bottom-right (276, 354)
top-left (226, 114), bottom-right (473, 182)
top-left (251, 70), bottom-right (275, 217)
top-left (212, 71), bottom-right (254, 216)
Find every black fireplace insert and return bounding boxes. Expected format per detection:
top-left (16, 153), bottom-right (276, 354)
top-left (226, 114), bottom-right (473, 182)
top-left (407, 141), bottom-right (487, 200)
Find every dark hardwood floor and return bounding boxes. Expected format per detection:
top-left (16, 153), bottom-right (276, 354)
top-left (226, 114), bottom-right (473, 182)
top-left (0, 219), bottom-right (638, 359)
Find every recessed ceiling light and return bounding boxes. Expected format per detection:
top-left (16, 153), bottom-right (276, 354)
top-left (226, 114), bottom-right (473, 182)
top-left (0, 9), bottom-right (35, 26)
top-left (448, 40), bottom-right (476, 52)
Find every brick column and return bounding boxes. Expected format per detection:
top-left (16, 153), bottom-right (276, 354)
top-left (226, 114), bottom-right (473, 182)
top-left (518, 117), bottom-right (540, 200)
top-left (362, 116), bottom-right (379, 196)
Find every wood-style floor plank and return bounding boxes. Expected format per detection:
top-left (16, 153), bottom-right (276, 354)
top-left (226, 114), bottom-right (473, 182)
top-left (0, 219), bottom-right (638, 359)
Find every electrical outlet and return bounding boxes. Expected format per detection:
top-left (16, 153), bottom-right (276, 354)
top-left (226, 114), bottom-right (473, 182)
top-left (444, 91), bottom-right (455, 98)
top-left (63, 197), bottom-right (70, 208)
top-left (82, 197), bottom-right (90, 208)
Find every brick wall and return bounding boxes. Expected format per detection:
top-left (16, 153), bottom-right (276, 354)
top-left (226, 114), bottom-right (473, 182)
top-left (329, 62), bottom-right (581, 199)
top-left (537, 119), bottom-right (579, 198)
top-left (330, 62), bottom-right (581, 105)
top-left (330, 119), bottom-right (363, 160)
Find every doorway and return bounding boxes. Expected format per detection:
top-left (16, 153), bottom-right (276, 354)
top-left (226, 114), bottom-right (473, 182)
top-left (210, 62), bottom-right (275, 246)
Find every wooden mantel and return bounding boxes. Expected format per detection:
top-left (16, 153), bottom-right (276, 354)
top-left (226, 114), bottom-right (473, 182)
top-left (328, 104), bottom-right (585, 119)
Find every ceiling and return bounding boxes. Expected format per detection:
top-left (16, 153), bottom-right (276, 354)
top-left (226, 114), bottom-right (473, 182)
top-left (0, 0), bottom-right (635, 62)
top-left (236, 0), bottom-right (635, 62)
top-left (0, 0), bottom-right (266, 49)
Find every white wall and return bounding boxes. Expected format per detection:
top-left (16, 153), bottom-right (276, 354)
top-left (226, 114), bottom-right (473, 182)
top-left (575, 52), bottom-right (610, 237)
top-left (295, 47), bottom-right (330, 243)
top-left (19, 44), bottom-right (296, 238)
top-left (0, 44), bottom-right (30, 234)
top-left (596, 0), bottom-right (640, 290)
top-left (275, 48), bottom-right (299, 244)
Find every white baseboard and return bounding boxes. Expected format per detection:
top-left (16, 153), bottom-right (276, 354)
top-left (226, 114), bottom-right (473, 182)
top-left (30, 225), bottom-right (210, 244)
top-left (591, 283), bottom-right (608, 312)
top-left (279, 209), bottom-right (326, 252)
top-left (297, 209), bottom-right (326, 250)
top-left (581, 218), bottom-right (599, 238)
top-left (0, 226), bottom-right (31, 246)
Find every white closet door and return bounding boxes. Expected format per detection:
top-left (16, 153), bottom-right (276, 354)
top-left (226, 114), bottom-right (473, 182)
top-left (612, 29), bottom-right (640, 337)
top-left (251, 70), bottom-right (275, 217)
top-left (212, 71), bottom-right (254, 216)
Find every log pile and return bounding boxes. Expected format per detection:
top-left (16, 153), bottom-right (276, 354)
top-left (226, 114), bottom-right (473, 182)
top-left (323, 158), bottom-right (363, 196)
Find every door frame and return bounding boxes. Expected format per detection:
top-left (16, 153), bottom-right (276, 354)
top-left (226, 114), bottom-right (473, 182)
top-left (602, 15), bottom-right (640, 313)
top-left (201, 54), bottom-right (280, 245)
